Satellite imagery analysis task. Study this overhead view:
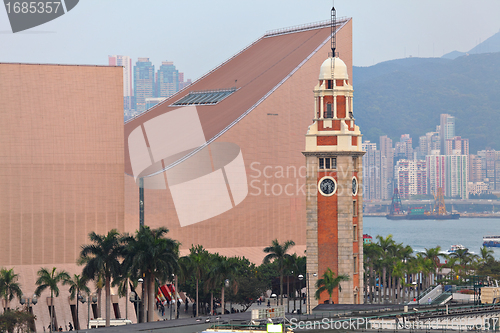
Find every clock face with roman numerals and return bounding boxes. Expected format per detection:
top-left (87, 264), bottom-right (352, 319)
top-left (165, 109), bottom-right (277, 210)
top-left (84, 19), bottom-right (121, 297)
top-left (352, 177), bottom-right (358, 196)
top-left (318, 177), bottom-right (336, 196)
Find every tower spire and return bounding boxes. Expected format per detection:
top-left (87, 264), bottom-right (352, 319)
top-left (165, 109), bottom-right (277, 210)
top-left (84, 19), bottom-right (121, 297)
top-left (331, 6), bottom-right (336, 56)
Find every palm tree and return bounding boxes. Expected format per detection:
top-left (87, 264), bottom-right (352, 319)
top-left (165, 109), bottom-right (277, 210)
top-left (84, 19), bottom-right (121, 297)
top-left (188, 245), bottom-right (209, 317)
top-left (376, 235), bottom-right (396, 303)
top-left (79, 229), bottom-right (126, 327)
top-left (423, 246), bottom-right (443, 287)
top-left (0, 268), bottom-right (23, 312)
top-left (363, 242), bottom-right (382, 303)
top-left (314, 268), bottom-right (349, 304)
top-left (263, 239), bottom-right (295, 306)
top-left (34, 267), bottom-right (70, 332)
top-left (204, 254), bottom-right (223, 316)
top-left (94, 274), bottom-right (104, 319)
top-left (397, 245), bottom-right (414, 303)
top-left (392, 261), bottom-right (406, 304)
top-left (479, 247), bottom-right (494, 263)
top-left (388, 242), bottom-right (404, 303)
top-left (123, 226), bottom-right (179, 322)
top-left (67, 274), bottom-right (90, 330)
top-left (214, 256), bottom-right (239, 315)
top-left (450, 248), bottom-right (473, 282)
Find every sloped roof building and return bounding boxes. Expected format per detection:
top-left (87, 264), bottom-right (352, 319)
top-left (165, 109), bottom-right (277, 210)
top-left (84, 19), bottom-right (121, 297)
top-left (124, 18), bottom-right (353, 262)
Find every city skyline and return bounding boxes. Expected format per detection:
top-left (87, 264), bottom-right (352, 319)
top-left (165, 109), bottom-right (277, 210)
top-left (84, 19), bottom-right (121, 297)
top-left (362, 111), bottom-right (500, 201)
top-left (1, 1), bottom-right (499, 80)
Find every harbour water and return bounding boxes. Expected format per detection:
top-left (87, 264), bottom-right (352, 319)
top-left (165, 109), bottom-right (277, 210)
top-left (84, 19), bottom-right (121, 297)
top-left (364, 216), bottom-right (500, 259)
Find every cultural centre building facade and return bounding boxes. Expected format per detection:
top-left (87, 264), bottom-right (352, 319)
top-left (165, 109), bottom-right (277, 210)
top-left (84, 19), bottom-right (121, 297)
top-left (0, 18), bottom-right (354, 331)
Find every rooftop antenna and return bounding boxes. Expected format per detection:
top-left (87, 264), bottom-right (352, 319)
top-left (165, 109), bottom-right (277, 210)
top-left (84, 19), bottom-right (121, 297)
top-left (331, 5), bottom-right (336, 57)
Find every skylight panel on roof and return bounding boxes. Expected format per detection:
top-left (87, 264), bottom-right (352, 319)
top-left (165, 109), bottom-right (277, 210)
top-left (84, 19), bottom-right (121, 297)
top-left (172, 88), bottom-right (237, 106)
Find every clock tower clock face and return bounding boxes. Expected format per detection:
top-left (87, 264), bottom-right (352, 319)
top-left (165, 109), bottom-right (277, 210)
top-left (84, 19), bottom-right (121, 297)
top-left (318, 177), bottom-right (336, 196)
top-left (352, 176), bottom-right (358, 196)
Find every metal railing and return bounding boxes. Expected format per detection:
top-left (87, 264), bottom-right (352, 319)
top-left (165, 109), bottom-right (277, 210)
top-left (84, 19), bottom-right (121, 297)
top-left (264, 17), bottom-right (350, 37)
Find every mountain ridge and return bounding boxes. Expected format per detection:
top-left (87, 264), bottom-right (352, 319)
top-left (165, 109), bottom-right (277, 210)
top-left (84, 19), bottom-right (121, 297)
top-left (441, 30), bottom-right (500, 60)
top-left (353, 52), bottom-right (500, 153)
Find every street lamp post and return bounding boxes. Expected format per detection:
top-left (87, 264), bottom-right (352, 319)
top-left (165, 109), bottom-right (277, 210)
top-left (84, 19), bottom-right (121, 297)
top-left (170, 296), bottom-right (173, 320)
top-left (172, 274), bottom-right (176, 320)
top-left (20, 295), bottom-right (37, 331)
top-left (298, 275), bottom-right (304, 314)
top-left (129, 292), bottom-right (141, 323)
top-left (287, 272), bottom-right (291, 313)
top-left (222, 279), bottom-right (229, 315)
top-left (306, 272), bottom-right (317, 314)
top-left (79, 293), bottom-right (97, 330)
top-left (138, 278), bottom-right (144, 323)
top-left (77, 294), bottom-right (84, 330)
top-left (20, 295), bottom-right (37, 313)
top-left (412, 282), bottom-right (417, 303)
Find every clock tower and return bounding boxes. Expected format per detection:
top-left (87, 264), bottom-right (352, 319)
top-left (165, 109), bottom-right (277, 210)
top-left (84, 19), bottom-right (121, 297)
top-left (303, 32), bottom-right (364, 307)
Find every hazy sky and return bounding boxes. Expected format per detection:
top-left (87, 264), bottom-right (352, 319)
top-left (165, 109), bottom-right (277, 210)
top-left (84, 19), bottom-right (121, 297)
top-left (1, 0), bottom-right (499, 80)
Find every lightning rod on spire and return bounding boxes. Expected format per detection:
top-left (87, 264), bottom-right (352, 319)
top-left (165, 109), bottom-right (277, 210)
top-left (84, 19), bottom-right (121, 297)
top-left (331, 6), bottom-right (336, 57)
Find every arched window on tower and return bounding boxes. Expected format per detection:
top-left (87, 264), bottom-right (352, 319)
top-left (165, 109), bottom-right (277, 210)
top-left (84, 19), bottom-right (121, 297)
top-left (326, 103), bottom-right (332, 118)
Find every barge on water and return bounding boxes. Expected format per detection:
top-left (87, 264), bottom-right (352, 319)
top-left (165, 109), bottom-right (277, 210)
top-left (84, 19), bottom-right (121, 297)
top-left (385, 187), bottom-right (460, 220)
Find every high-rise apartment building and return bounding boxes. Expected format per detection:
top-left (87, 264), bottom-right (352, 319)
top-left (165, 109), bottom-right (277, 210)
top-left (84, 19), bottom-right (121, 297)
top-left (419, 131), bottom-right (440, 157)
top-left (109, 55), bottom-right (134, 111)
top-left (134, 58), bottom-right (155, 113)
top-left (156, 61), bottom-right (179, 98)
top-left (379, 135), bottom-right (394, 199)
top-left (426, 154), bottom-right (468, 199)
top-left (179, 78), bottom-right (192, 90)
top-left (395, 134), bottom-right (413, 161)
top-left (418, 135), bottom-right (428, 159)
top-left (440, 114), bottom-right (455, 154)
top-left (469, 154), bottom-right (483, 183)
top-left (446, 155), bottom-right (468, 198)
top-left (478, 149), bottom-right (496, 188)
top-left (395, 160), bottom-right (426, 199)
top-left (477, 149), bottom-right (500, 190)
top-left (445, 136), bottom-right (469, 156)
top-left (178, 72), bottom-right (192, 90)
top-left (427, 155), bottom-right (446, 197)
top-left (362, 141), bottom-right (381, 200)
top-left (495, 161), bottom-right (500, 191)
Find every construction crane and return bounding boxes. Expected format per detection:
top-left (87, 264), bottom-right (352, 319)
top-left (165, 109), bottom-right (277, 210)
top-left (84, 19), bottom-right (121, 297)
top-left (431, 187), bottom-right (447, 216)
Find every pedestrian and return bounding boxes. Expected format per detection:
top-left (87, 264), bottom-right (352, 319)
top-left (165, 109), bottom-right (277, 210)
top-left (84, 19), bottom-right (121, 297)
top-left (428, 297), bottom-right (432, 304)
top-left (68, 322), bottom-right (73, 331)
top-left (185, 298), bottom-right (189, 313)
top-left (177, 299), bottom-right (181, 318)
top-left (267, 299), bottom-right (271, 307)
top-left (58, 326), bottom-right (63, 332)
